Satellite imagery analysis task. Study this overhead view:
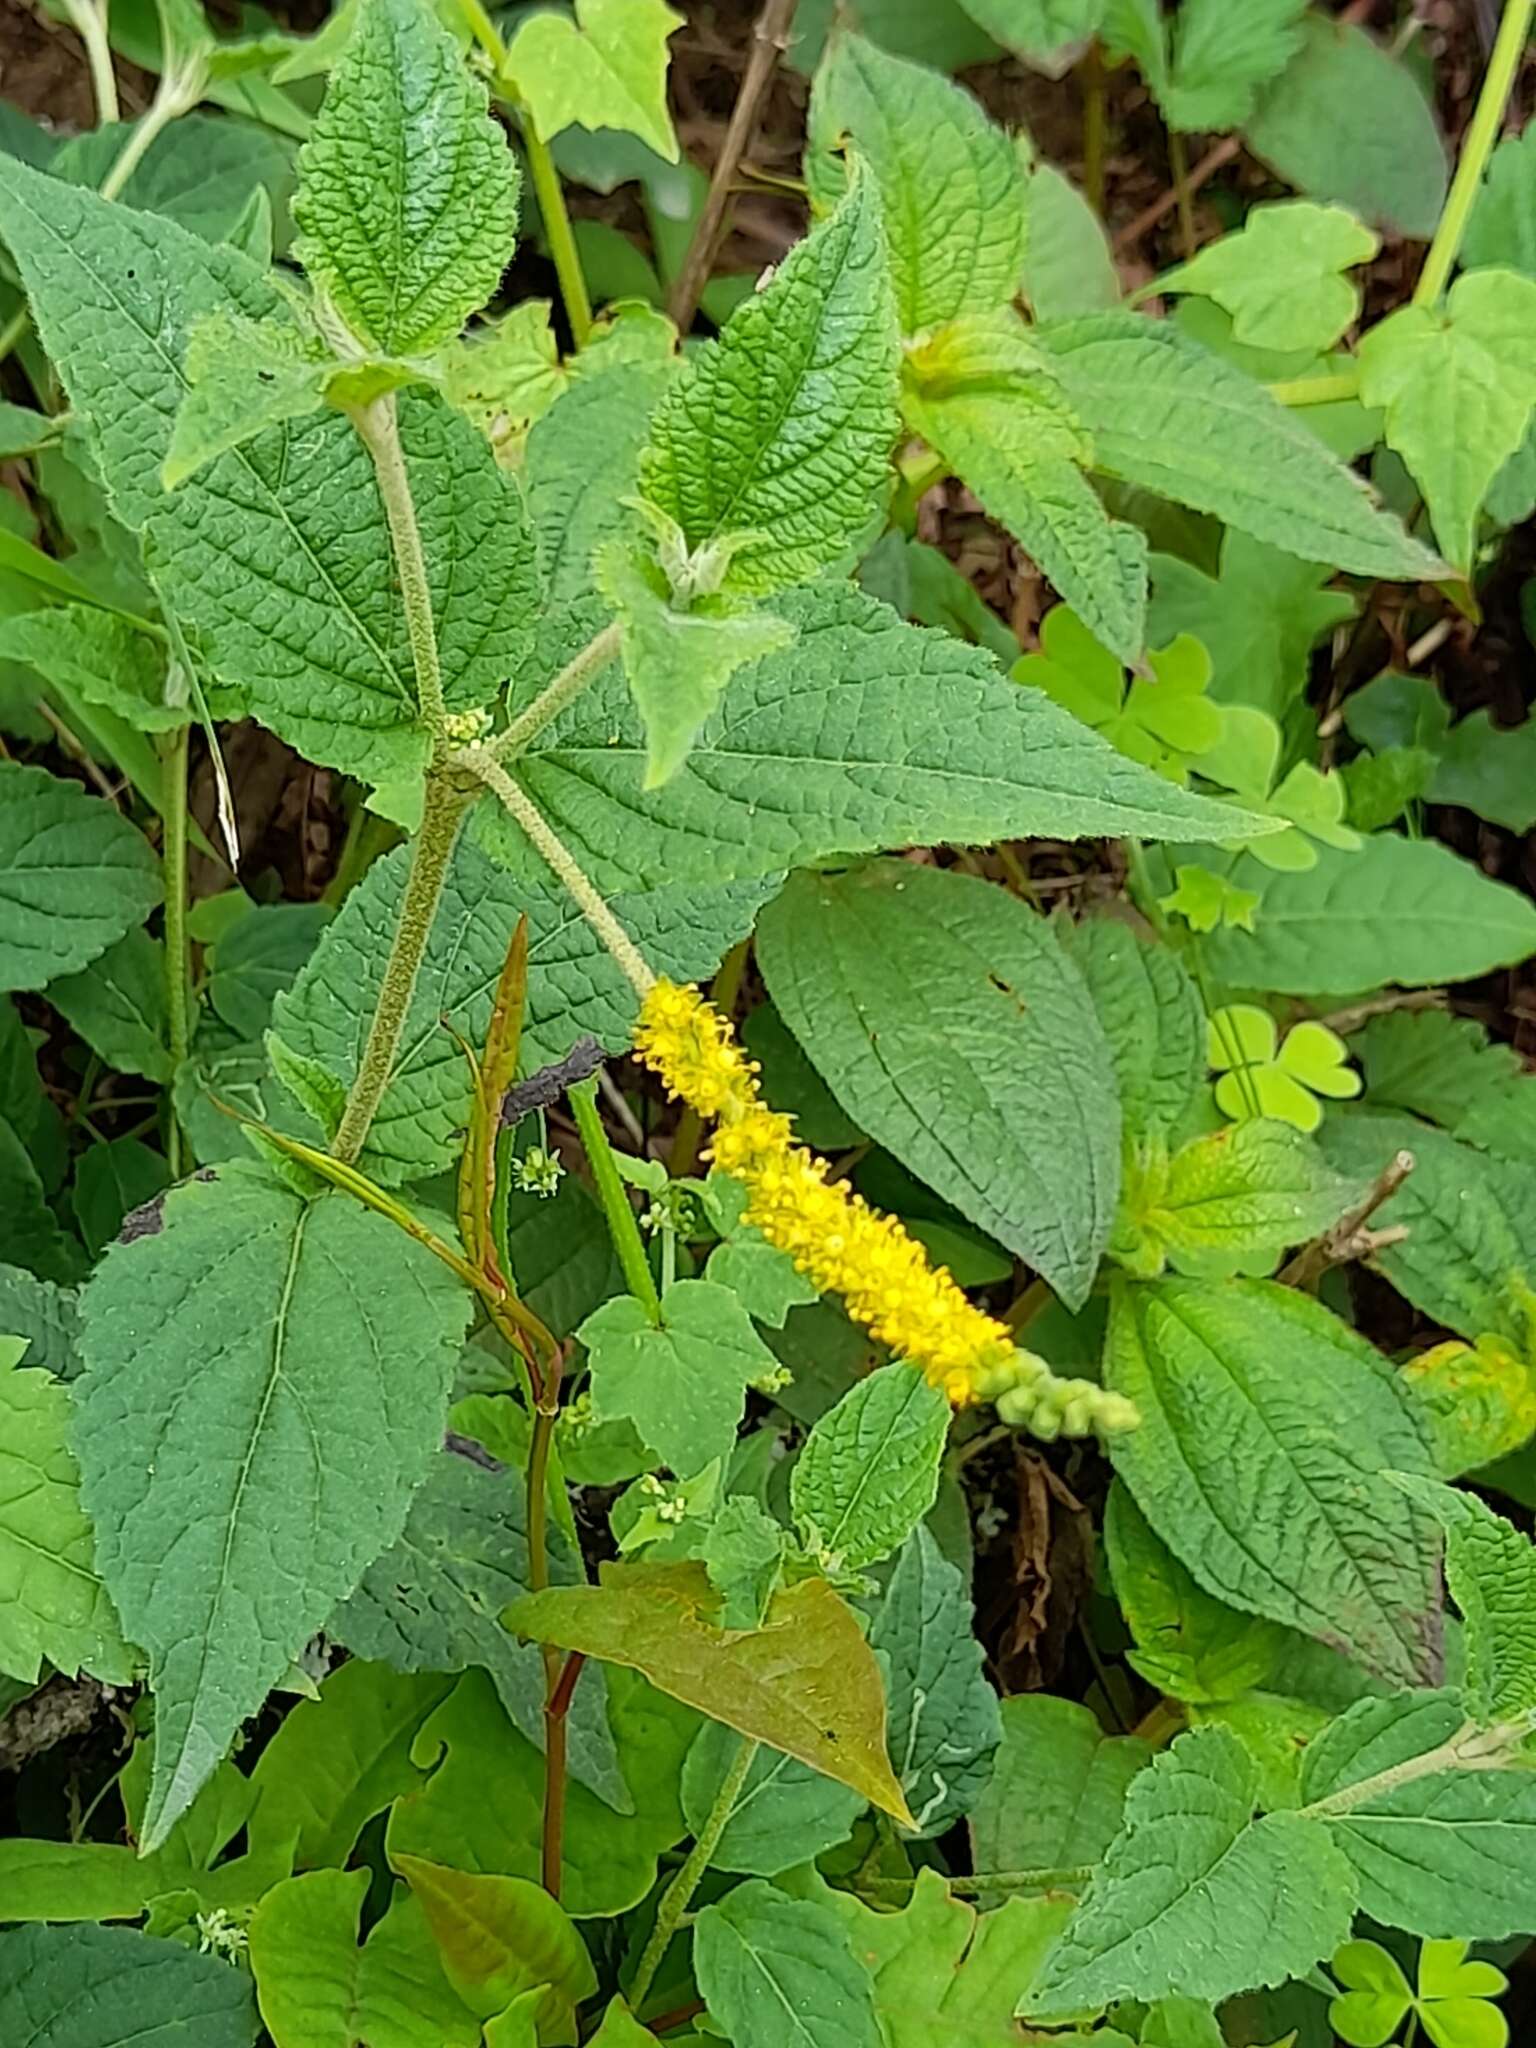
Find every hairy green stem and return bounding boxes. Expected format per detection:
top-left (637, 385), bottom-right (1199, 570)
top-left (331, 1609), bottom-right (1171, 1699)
top-left (61, 0), bottom-right (120, 125)
top-left (1297, 1716), bottom-right (1533, 1820)
top-left (1415, 0), bottom-right (1535, 308)
top-left (349, 393), bottom-right (448, 732)
top-left (522, 122), bottom-right (594, 349)
top-left (569, 1077), bottom-right (661, 1321)
top-left (492, 620), bottom-right (621, 762)
top-left (159, 724), bottom-right (192, 1177)
top-left (630, 1737), bottom-right (760, 2013)
top-left (330, 776), bottom-right (469, 1164)
top-left (1267, 370), bottom-right (1361, 408)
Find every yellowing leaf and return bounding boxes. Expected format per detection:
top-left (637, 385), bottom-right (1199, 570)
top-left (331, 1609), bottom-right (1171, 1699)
top-left (506, 0), bottom-right (683, 159)
top-left (392, 1856), bottom-right (596, 2033)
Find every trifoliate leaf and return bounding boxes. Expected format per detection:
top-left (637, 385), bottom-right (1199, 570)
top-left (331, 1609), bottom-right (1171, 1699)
top-left (505, 0), bottom-right (683, 159)
top-left (1208, 1006), bottom-right (1360, 1132)
top-left (791, 1369), bottom-right (950, 1572)
top-left (1017, 602), bottom-right (1219, 768)
top-left (694, 1880), bottom-right (884, 2048)
top-left (294, 0), bottom-right (521, 352)
top-left (1385, 1477), bottom-right (1536, 1726)
top-left (1330, 1939), bottom-right (1413, 2048)
top-left (1160, 202), bottom-right (1377, 354)
top-left (1159, 864), bottom-right (1260, 934)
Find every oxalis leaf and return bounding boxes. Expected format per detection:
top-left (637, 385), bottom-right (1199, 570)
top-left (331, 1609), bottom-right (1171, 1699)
top-left (505, 0), bottom-right (683, 159)
top-left (293, 0), bottom-right (522, 353)
top-left (0, 761), bottom-right (161, 995)
top-left (1028, 1725), bottom-right (1357, 2014)
top-left (73, 1161), bottom-right (473, 1849)
top-left (507, 1560), bottom-right (914, 1822)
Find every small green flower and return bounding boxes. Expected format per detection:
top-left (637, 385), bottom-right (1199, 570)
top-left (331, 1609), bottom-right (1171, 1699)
top-left (1208, 1003), bottom-right (1360, 1132)
top-left (1330, 1937), bottom-right (1509, 2048)
top-left (512, 1144), bottom-right (564, 1198)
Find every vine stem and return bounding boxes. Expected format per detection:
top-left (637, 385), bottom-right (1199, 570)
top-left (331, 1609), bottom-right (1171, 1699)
top-left (569, 1077), bottom-right (661, 1320)
top-left (1081, 41), bottom-right (1107, 219)
top-left (630, 1737), bottom-right (760, 2014)
top-left (159, 725), bottom-right (191, 1177)
top-left (1414, 0), bottom-right (1534, 308)
top-left (491, 620), bottom-right (621, 763)
top-left (347, 394), bottom-right (447, 730)
top-left (60, 0), bottom-right (119, 125)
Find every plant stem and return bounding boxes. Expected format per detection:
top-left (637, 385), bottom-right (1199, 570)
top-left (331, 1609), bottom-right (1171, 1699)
top-left (1415, 0), bottom-right (1535, 307)
top-left (1081, 41), bottom-right (1107, 219)
top-left (159, 724), bottom-right (192, 1178)
top-left (1166, 126), bottom-right (1197, 259)
top-left (541, 1650), bottom-right (585, 1898)
top-left (323, 800), bottom-right (401, 907)
top-left (1267, 370), bottom-right (1361, 407)
top-left (0, 307), bottom-right (29, 374)
top-left (859, 1865), bottom-right (1094, 1902)
top-left (491, 620), bottom-right (621, 763)
top-left (330, 775), bottom-right (469, 1164)
top-left (523, 120), bottom-right (594, 348)
top-left (630, 1737), bottom-right (760, 2013)
top-left (348, 393), bottom-right (447, 732)
top-left (1297, 1714), bottom-right (1532, 1819)
top-left (569, 1077), bottom-right (661, 1320)
top-left (61, 0), bottom-right (120, 125)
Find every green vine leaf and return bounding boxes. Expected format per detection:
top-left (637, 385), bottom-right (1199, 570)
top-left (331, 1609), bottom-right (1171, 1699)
top-left (694, 1880), bottom-right (883, 2048)
top-left (1160, 201), bottom-right (1377, 355)
top-left (505, 0), bottom-right (683, 158)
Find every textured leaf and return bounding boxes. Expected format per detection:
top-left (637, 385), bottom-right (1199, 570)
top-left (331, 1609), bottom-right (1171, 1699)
top-left (1038, 312), bottom-right (1443, 580)
top-left (508, 1561), bottom-right (912, 1822)
top-left (249, 1870), bottom-right (480, 2048)
top-left (757, 862), bottom-right (1119, 1309)
top-left (328, 1447), bottom-right (627, 1810)
top-left (870, 1525), bottom-right (1001, 1838)
top-left (294, 0), bottom-right (521, 352)
top-left (0, 1923), bottom-right (260, 2045)
top-left (806, 32), bottom-right (1027, 334)
top-left (580, 1279), bottom-right (778, 1479)
top-left (1060, 917), bottom-right (1203, 1142)
top-left (271, 830), bottom-right (774, 1185)
top-left (206, 904), bottom-right (330, 1040)
top-left (1318, 1110), bottom-right (1536, 1347)
top-left (681, 1718), bottom-right (862, 1877)
top-left (505, 582), bottom-right (1279, 901)
top-left (1105, 1278), bottom-right (1442, 1685)
top-left (638, 170), bottom-right (900, 597)
top-left (1122, 1120), bottom-right (1351, 1272)
top-left (393, 1856), bottom-right (596, 2028)
top-left (0, 1264), bottom-right (81, 1382)
top-left (524, 361), bottom-right (675, 604)
top-left (1360, 270), bottom-right (1536, 572)
top-left (1401, 1333), bottom-right (1536, 1480)
top-left (1387, 1477), bottom-right (1536, 1726)
top-left (0, 607), bottom-right (187, 732)
top-left (506, 0), bottom-right (682, 157)
top-left (0, 762), bottom-right (160, 994)
top-left (73, 1161), bottom-right (473, 1849)
top-left (969, 1693), bottom-right (1150, 1877)
top-left (694, 1880), bottom-right (883, 2048)
top-left (0, 1123), bottom-right (85, 1283)
top-left (1154, 0), bottom-right (1308, 132)
top-left (1029, 1727), bottom-right (1356, 2012)
top-left (163, 313), bottom-right (329, 491)
top-left (49, 930), bottom-right (172, 1083)
top-left (1199, 837), bottom-right (1536, 996)
top-left (791, 1368), bottom-right (950, 1571)
top-left (1161, 201), bottom-right (1376, 354)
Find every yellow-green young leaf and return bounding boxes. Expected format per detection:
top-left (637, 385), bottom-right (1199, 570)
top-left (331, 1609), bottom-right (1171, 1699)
top-left (1105, 1278), bottom-right (1442, 1686)
top-left (1029, 1727), bottom-right (1357, 2014)
top-left (806, 31), bottom-right (1026, 334)
top-left (1119, 1119), bottom-right (1352, 1273)
top-left (294, 0), bottom-right (520, 352)
top-left (756, 861), bottom-right (1119, 1310)
top-left (0, 762), bottom-right (161, 994)
top-left (1359, 269), bottom-right (1536, 573)
top-left (638, 169), bottom-right (901, 597)
top-left (969, 1694), bottom-right (1150, 1877)
top-left (1386, 1477), bottom-right (1536, 1727)
top-left (694, 1881), bottom-right (884, 2048)
top-left (1160, 201), bottom-right (1378, 355)
top-left (506, 0), bottom-right (682, 158)
top-left (1400, 1335), bottom-right (1536, 1479)
top-left (393, 1856), bottom-right (596, 2030)
top-left (439, 300), bottom-right (567, 453)
top-left (791, 1369), bottom-right (950, 1571)
top-left (507, 1561), bottom-right (913, 1823)
top-left (0, 608), bottom-right (187, 733)
top-left (1015, 603), bottom-right (1221, 774)
top-left (1038, 312), bottom-right (1445, 581)
top-left (831, 1868), bottom-right (1072, 2048)
top-left (0, 1349), bottom-right (134, 1686)
top-left (73, 1162), bottom-right (473, 1850)
top-left (0, 1924), bottom-right (261, 2045)
top-left (249, 1870), bottom-right (481, 2048)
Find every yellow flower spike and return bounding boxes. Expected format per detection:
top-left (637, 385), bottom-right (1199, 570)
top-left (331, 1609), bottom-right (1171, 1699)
top-left (633, 979), bottom-right (1138, 1436)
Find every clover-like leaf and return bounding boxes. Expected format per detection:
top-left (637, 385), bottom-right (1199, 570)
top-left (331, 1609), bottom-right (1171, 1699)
top-left (1159, 864), bottom-right (1260, 935)
top-left (505, 0), bottom-right (683, 158)
top-left (1160, 202), bottom-right (1379, 355)
top-left (1017, 603), bottom-right (1221, 778)
top-left (1330, 1938), bottom-right (1413, 2048)
top-left (1208, 1005), bottom-right (1360, 1133)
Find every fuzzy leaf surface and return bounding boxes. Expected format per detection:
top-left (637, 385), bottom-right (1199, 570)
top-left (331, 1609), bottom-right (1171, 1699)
top-left (1061, 918), bottom-right (1204, 1141)
top-left (1387, 1477), bottom-right (1536, 1726)
top-left (791, 1368), bottom-right (950, 1571)
top-left (969, 1693), bottom-right (1150, 1875)
top-left (0, 607), bottom-right (186, 732)
top-left (0, 762), bottom-right (161, 995)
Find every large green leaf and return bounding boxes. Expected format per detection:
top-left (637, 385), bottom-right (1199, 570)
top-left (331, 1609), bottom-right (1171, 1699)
top-left (1029, 1727), bottom-right (1356, 2013)
top-left (694, 1880), bottom-right (883, 2048)
top-left (524, 362), bottom-right (675, 605)
top-left (508, 1561), bottom-right (912, 1822)
top-left (393, 1855), bottom-right (596, 2029)
top-left (757, 862), bottom-right (1119, 1309)
top-left (968, 1693), bottom-right (1150, 1877)
top-left (0, 1924), bottom-right (260, 2044)
top-left (1105, 1278), bottom-right (1442, 1685)
top-left (681, 1719), bottom-right (862, 1877)
top-left (271, 831), bottom-right (775, 1185)
top-left (1388, 1478), bottom-right (1536, 1726)
top-left (1198, 836), bottom-right (1536, 995)
top-left (49, 930), bottom-right (172, 1083)
top-left (0, 762), bottom-right (160, 994)
top-left (293, 0), bottom-right (520, 352)
top-left (805, 32), bottom-right (1027, 335)
top-left (1037, 312), bottom-right (1443, 580)
top-left (638, 170), bottom-right (900, 597)
top-left (1060, 917), bottom-right (1203, 1142)
top-left (790, 1367), bottom-right (950, 1572)
top-left (74, 1161), bottom-right (473, 1849)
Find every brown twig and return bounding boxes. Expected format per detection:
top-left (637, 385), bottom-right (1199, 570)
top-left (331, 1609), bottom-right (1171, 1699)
top-left (1315, 988), bottom-right (1447, 1034)
top-left (541, 1650), bottom-right (585, 1897)
top-left (667, 0), bottom-right (799, 333)
top-left (1280, 1149), bottom-right (1415, 1289)
top-left (1112, 134), bottom-right (1240, 250)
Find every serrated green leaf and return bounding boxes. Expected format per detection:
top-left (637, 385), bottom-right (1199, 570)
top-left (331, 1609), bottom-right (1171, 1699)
top-left (1359, 270), bottom-right (1536, 572)
top-left (969, 1692), bottom-right (1149, 1877)
top-left (163, 312), bottom-right (329, 489)
top-left (806, 32), bottom-right (1027, 334)
top-left (1153, 0), bottom-right (1309, 132)
top-left (1038, 311), bottom-right (1444, 580)
top-left (328, 1447), bottom-right (627, 1811)
top-left (790, 1368), bottom-right (950, 1572)
top-left (505, 0), bottom-right (682, 158)
top-left (1029, 1726), bottom-right (1356, 2012)
top-left (681, 1718), bottom-right (862, 1876)
top-left (0, 761), bottom-right (161, 994)
top-left (250, 1870), bottom-right (481, 2048)
top-left (757, 861), bottom-right (1119, 1309)
top-left (74, 1161), bottom-right (473, 1849)
top-left (1105, 1277), bottom-right (1442, 1685)
top-left (1387, 1477), bottom-right (1536, 1726)
top-left (294, 0), bottom-right (520, 352)
top-left (508, 1561), bottom-right (913, 1823)
top-left (704, 1226), bottom-right (818, 1329)
top-left (1059, 918), bottom-right (1203, 1143)
top-left (439, 299), bottom-right (567, 451)
top-left (1123, 1119), bottom-right (1350, 1271)
top-left (0, 1265), bottom-right (81, 1382)
top-left (393, 1855), bottom-right (596, 2029)
top-left (206, 903), bottom-right (330, 1040)
top-left (48, 930), bottom-right (171, 1084)
top-left (694, 1879), bottom-right (883, 2048)
top-left (0, 1924), bottom-right (261, 2045)
top-left (639, 169), bottom-right (900, 597)
top-left (871, 1524), bottom-right (1000, 1838)
top-left (1401, 1332), bottom-right (1536, 1480)
top-left (0, 607), bottom-right (187, 733)
top-left (1161, 201), bottom-right (1377, 355)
